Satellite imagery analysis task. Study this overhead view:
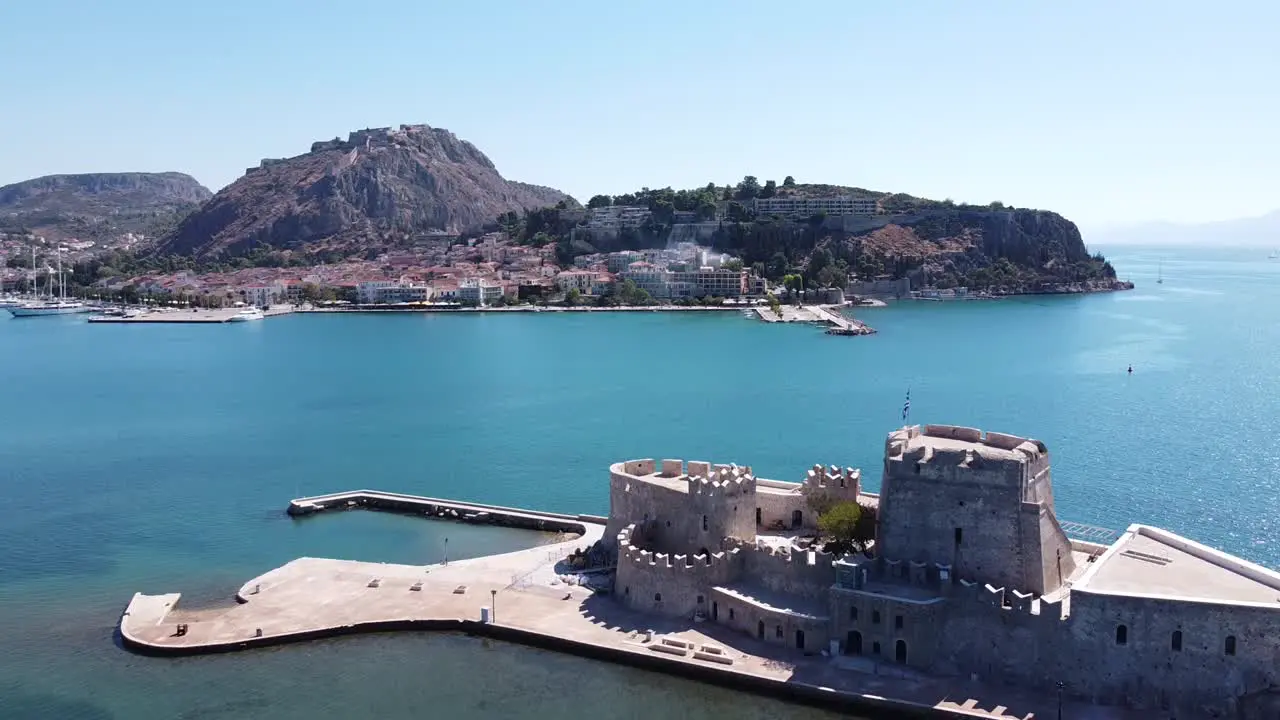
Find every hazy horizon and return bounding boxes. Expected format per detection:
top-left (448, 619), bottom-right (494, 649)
top-left (2, 1), bottom-right (1277, 228)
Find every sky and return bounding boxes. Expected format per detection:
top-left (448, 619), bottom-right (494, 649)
top-left (1, 0), bottom-right (1277, 230)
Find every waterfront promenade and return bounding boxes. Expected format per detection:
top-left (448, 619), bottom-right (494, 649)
top-left (120, 491), bottom-right (1152, 720)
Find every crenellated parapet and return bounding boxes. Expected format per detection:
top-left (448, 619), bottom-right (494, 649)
top-left (615, 523), bottom-right (743, 616)
top-left (735, 539), bottom-right (838, 598)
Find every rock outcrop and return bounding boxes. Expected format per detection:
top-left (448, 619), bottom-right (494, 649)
top-left (0, 172), bottom-right (212, 241)
top-left (159, 124), bottom-right (574, 258)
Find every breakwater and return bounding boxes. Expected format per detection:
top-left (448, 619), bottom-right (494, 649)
top-left (286, 489), bottom-right (606, 533)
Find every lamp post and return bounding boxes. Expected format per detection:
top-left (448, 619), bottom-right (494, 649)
top-left (443, 537), bottom-right (449, 566)
top-left (491, 589), bottom-right (497, 624)
top-left (1056, 681), bottom-right (1064, 720)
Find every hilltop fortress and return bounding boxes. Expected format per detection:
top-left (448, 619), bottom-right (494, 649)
top-left (606, 424), bottom-right (1280, 718)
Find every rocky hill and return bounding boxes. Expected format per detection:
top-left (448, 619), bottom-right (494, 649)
top-left (159, 124), bottom-right (574, 258)
top-left (0, 172), bottom-right (212, 242)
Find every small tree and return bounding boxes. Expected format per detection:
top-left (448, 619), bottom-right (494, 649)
top-left (783, 175), bottom-right (796, 187)
top-left (767, 292), bottom-right (783, 319)
top-left (818, 501), bottom-right (864, 551)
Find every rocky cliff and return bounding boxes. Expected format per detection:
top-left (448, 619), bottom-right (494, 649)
top-left (0, 172), bottom-right (212, 241)
top-left (159, 124), bottom-right (574, 258)
top-left (713, 207), bottom-right (1124, 293)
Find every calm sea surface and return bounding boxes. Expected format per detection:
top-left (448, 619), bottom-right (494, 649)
top-left (1, 246), bottom-right (1277, 718)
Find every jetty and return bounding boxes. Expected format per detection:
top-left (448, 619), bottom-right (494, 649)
top-left (118, 490), bottom-right (1138, 720)
top-left (755, 304), bottom-right (875, 335)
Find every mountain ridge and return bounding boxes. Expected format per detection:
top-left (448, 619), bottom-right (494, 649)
top-left (157, 124), bottom-right (575, 258)
top-left (0, 172), bottom-right (212, 242)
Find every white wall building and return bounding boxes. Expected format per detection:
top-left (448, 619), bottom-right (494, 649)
top-left (457, 278), bottom-right (503, 306)
top-left (753, 195), bottom-right (879, 217)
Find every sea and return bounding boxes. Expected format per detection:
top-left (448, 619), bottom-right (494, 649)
top-left (0, 245), bottom-right (1276, 719)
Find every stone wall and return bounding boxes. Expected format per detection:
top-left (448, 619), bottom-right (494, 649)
top-left (737, 542), bottom-right (837, 599)
top-left (614, 523), bottom-right (742, 618)
top-left (829, 586), bottom-right (947, 668)
top-left (755, 479), bottom-right (807, 530)
top-left (709, 587), bottom-right (830, 654)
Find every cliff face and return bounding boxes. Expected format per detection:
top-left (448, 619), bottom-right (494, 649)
top-left (159, 124), bottom-right (574, 258)
top-left (0, 172), bottom-right (212, 241)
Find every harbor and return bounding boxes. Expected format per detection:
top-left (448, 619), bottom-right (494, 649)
top-left (119, 489), bottom-right (1145, 720)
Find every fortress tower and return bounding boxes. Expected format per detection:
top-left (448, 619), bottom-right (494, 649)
top-left (877, 425), bottom-right (1075, 595)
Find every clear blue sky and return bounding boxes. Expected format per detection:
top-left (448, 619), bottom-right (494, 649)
top-left (2, 0), bottom-right (1276, 228)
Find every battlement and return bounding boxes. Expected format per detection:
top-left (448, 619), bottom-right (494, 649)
top-left (885, 425), bottom-right (1049, 485)
top-left (617, 523), bottom-right (742, 577)
top-left (804, 464), bottom-right (861, 490)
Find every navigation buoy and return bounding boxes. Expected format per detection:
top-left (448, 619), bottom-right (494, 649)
top-left (1127, 365), bottom-right (1133, 374)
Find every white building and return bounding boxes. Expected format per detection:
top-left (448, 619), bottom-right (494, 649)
top-left (243, 283), bottom-right (285, 307)
top-left (556, 270), bottom-right (599, 295)
top-left (457, 279), bottom-right (503, 306)
top-left (358, 280), bottom-right (432, 304)
top-left (753, 195), bottom-right (879, 218)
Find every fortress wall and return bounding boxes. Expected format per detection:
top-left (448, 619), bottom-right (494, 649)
top-left (878, 460), bottom-right (1026, 591)
top-left (615, 524), bottom-right (743, 618)
top-left (756, 486), bottom-right (806, 530)
top-left (710, 587), bottom-right (830, 654)
top-left (738, 543), bottom-right (837, 599)
top-left (605, 461), bottom-right (684, 547)
top-left (686, 467), bottom-right (757, 547)
top-left (829, 587), bottom-right (947, 669)
top-left (1058, 591), bottom-right (1280, 716)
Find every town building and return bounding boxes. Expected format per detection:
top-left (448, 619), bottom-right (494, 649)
top-left (457, 278), bottom-right (503, 306)
top-left (357, 280), bottom-right (432, 304)
top-left (605, 424), bottom-right (1280, 718)
top-left (556, 270), bottom-right (599, 295)
top-left (585, 205), bottom-right (652, 229)
top-left (243, 284), bottom-right (285, 307)
top-left (753, 195), bottom-right (879, 218)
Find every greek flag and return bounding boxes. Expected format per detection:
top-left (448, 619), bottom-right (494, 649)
top-left (902, 388), bottom-right (911, 421)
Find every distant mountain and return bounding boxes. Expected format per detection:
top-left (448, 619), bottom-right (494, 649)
top-left (158, 124), bottom-right (575, 258)
top-left (1086, 210), bottom-right (1280, 247)
top-left (0, 172), bottom-right (212, 242)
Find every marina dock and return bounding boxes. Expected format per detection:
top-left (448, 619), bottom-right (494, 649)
top-left (118, 490), bottom-right (1130, 720)
top-left (88, 307), bottom-right (294, 323)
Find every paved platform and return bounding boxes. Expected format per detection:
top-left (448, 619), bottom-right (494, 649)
top-left (119, 493), bottom-right (1159, 720)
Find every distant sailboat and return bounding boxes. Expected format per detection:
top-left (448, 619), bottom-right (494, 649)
top-left (1157, 261), bottom-right (1163, 284)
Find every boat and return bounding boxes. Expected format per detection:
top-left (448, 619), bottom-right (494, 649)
top-left (7, 247), bottom-right (91, 317)
top-left (1156, 261), bottom-right (1163, 285)
top-left (228, 308), bottom-right (265, 322)
top-left (1268, 250), bottom-right (1278, 260)
top-left (9, 301), bottom-right (91, 317)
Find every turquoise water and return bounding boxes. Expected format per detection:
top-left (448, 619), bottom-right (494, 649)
top-left (1, 245), bottom-right (1277, 718)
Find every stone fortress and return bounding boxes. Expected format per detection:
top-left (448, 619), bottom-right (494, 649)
top-left (606, 424), bottom-right (1280, 718)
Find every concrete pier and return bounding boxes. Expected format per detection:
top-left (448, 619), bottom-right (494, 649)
top-left (754, 304), bottom-right (875, 335)
top-left (285, 489), bottom-right (605, 534)
top-left (118, 490), bottom-right (1151, 720)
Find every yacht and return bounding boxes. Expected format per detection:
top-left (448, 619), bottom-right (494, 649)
top-left (7, 247), bottom-right (90, 317)
top-left (9, 300), bottom-right (91, 317)
top-left (228, 308), bottom-right (265, 322)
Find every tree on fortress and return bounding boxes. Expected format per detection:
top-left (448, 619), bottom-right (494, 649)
top-left (587, 195), bottom-right (612, 209)
top-left (734, 176), bottom-right (761, 201)
top-left (818, 501), bottom-right (873, 553)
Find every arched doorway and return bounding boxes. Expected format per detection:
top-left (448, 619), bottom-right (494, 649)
top-left (757, 620), bottom-right (764, 640)
top-left (846, 630), bottom-right (862, 655)
top-left (895, 639), bottom-right (908, 664)
top-left (795, 629), bottom-right (805, 650)
top-left (791, 510), bottom-right (803, 529)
